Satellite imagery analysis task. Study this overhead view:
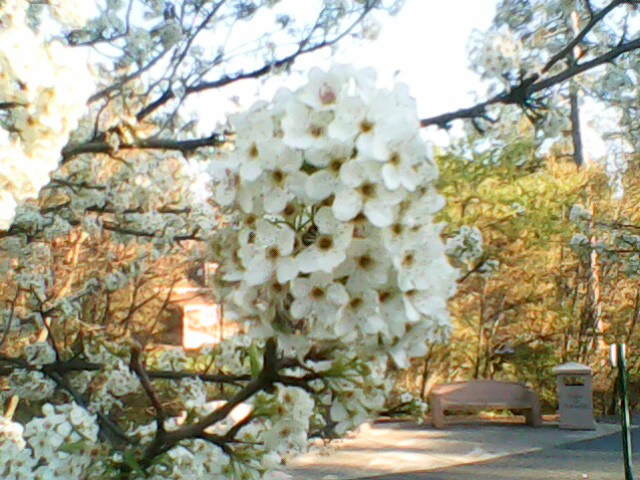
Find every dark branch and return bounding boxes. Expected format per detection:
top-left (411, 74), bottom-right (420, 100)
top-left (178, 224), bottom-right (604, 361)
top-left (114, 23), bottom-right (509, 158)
top-left (542, 0), bottom-right (624, 74)
top-left (140, 339), bottom-right (281, 465)
top-left (0, 355), bottom-right (102, 376)
top-left (61, 133), bottom-right (226, 164)
top-left (421, 36), bottom-right (640, 129)
top-left (0, 354), bottom-right (129, 445)
top-left (47, 369), bottom-right (131, 446)
top-left (135, 4), bottom-right (374, 121)
top-left (0, 355), bottom-right (252, 385)
top-left (148, 370), bottom-right (251, 384)
top-left (533, 36), bottom-right (640, 91)
top-left (101, 221), bottom-right (203, 242)
top-left (130, 344), bottom-right (167, 429)
top-left (0, 101), bottom-right (26, 110)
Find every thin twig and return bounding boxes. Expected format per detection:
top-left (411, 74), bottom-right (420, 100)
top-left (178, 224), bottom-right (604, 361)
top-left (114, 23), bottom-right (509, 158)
top-left (130, 344), bottom-right (167, 430)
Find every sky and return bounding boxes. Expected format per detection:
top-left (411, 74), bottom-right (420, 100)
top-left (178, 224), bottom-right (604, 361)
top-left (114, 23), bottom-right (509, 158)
top-left (331, 0), bottom-right (499, 120)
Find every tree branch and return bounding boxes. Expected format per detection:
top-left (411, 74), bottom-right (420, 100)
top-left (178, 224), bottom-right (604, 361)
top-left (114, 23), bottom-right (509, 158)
top-left (0, 354), bottom-right (130, 445)
top-left (534, 36), bottom-right (640, 91)
top-left (47, 369), bottom-right (131, 446)
top-left (130, 344), bottom-right (167, 430)
top-left (542, 0), bottom-right (624, 74)
top-left (135, 3), bottom-right (374, 121)
top-left (420, 36), bottom-right (640, 129)
top-left (148, 370), bottom-right (252, 384)
top-left (61, 133), bottom-right (226, 164)
top-left (0, 101), bottom-right (26, 110)
top-left (139, 338), bottom-right (281, 466)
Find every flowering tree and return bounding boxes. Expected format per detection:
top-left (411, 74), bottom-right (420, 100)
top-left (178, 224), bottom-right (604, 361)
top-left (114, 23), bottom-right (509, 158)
top-left (0, 1), bottom-right (458, 478)
top-left (4, 0), bottom-right (640, 478)
top-left (1, 40), bottom-right (455, 480)
top-left (426, 0), bottom-right (640, 169)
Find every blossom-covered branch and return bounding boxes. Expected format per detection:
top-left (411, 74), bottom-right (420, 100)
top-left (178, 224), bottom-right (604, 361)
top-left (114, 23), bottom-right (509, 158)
top-left (421, 0), bottom-right (640, 129)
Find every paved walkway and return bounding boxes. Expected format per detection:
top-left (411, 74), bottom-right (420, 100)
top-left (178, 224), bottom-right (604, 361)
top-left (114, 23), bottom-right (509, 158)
top-left (367, 427), bottom-right (640, 479)
top-left (284, 418), bottom-right (623, 479)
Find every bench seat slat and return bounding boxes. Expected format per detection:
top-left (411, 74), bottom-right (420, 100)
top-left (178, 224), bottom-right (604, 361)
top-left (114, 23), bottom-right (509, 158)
top-left (441, 402), bottom-right (532, 410)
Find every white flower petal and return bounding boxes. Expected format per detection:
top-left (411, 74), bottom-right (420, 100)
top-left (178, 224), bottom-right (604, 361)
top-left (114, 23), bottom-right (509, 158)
top-left (333, 189), bottom-right (362, 222)
top-left (306, 170), bottom-right (336, 201)
top-left (363, 200), bottom-right (394, 227)
top-left (339, 160), bottom-right (368, 188)
top-left (276, 257), bottom-right (298, 283)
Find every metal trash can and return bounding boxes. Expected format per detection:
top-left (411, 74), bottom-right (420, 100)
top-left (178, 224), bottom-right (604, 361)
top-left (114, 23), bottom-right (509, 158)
top-left (554, 362), bottom-right (596, 430)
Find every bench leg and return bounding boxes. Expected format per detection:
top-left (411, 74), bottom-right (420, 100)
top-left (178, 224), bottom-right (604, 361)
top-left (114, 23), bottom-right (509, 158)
top-left (430, 396), bottom-right (446, 429)
top-left (525, 396), bottom-right (543, 427)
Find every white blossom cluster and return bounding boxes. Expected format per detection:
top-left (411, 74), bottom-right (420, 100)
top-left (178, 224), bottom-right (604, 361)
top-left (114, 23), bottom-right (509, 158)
top-left (211, 65), bottom-right (457, 367)
top-left (146, 438), bottom-right (229, 478)
top-left (0, 65), bottom-right (457, 479)
top-left (25, 341), bottom-right (57, 366)
top-left (317, 355), bottom-right (389, 435)
top-left (260, 386), bottom-right (314, 453)
top-left (569, 232), bottom-right (590, 252)
top-left (568, 203), bottom-right (595, 252)
top-left (569, 203), bottom-right (592, 225)
top-left (0, 1), bottom-right (94, 230)
top-left (51, 151), bottom-right (219, 245)
top-left (6, 370), bottom-right (57, 402)
top-left (469, 26), bottom-right (524, 86)
top-left (445, 225), bottom-right (484, 265)
top-left (0, 403), bottom-right (100, 479)
top-left (90, 360), bottom-right (141, 413)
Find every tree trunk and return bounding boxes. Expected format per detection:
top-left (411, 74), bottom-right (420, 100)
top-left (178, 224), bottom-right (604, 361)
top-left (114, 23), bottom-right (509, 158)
top-left (569, 84), bottom-right (584, 168)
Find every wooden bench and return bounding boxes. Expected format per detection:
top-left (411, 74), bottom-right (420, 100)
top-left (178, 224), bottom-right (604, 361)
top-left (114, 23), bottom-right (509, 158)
top-left (428, 380), bottom-right (542, 429)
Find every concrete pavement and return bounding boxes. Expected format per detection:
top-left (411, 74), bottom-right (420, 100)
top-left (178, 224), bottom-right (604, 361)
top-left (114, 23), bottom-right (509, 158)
top-left (284, 418), bottom-right (623, 479)
top-left (364, 427), bottom-right (640, 479)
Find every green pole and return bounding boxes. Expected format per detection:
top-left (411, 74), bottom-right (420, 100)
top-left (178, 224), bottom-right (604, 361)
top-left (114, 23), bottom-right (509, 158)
top-left (618, 343), bottom-right (635, 480)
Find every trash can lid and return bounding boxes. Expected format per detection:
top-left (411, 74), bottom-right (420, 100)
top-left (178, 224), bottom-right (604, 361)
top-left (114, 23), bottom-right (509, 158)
top-left (553, 362), bottom-right (592, 374)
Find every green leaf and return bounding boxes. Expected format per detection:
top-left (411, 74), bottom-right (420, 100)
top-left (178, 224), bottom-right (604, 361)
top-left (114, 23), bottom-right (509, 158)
top-left (249, 342), bottom-right (260, 378)
top-left (123, 450), bottom-right (145, 476)
top-left (58, 441), bottom-right (86, 454)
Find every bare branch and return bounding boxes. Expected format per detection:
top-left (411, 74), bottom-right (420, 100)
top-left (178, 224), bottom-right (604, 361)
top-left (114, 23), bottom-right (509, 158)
top-left (139, 339), bottom-right (281, 465)
top-left (61, 133), bottom-right (226, 164)
top-left (148, 370), bottom-right (251, 384)
top-left (0, 288), bottom-right (21, 349)
top-left (48, 369), bottom-right (131, 445)
top-left (130, 344), bottom-right (167, 429)
top-left (0, 101), bottom-right (26, 110)
top-left (0, 355), bottom-right (102, 376)
top-left (0, 354), bottom-right (253, 385)
top-left (101, 221), bottom-right (203, 242)
top-left (135, 4), bottom-right (374, 121)
top-left (542, 0), bottom-right (624, 74)
top-left (421, 36), bottom-right (640, 129)
top-left (535, 36), bottom-right (640, 89)
top-left (0, 354), bottom-right (129, 445)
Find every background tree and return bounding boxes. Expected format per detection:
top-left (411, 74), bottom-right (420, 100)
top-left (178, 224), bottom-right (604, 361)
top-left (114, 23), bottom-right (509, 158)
top-left (421, 0), bottom-right (640, 167)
